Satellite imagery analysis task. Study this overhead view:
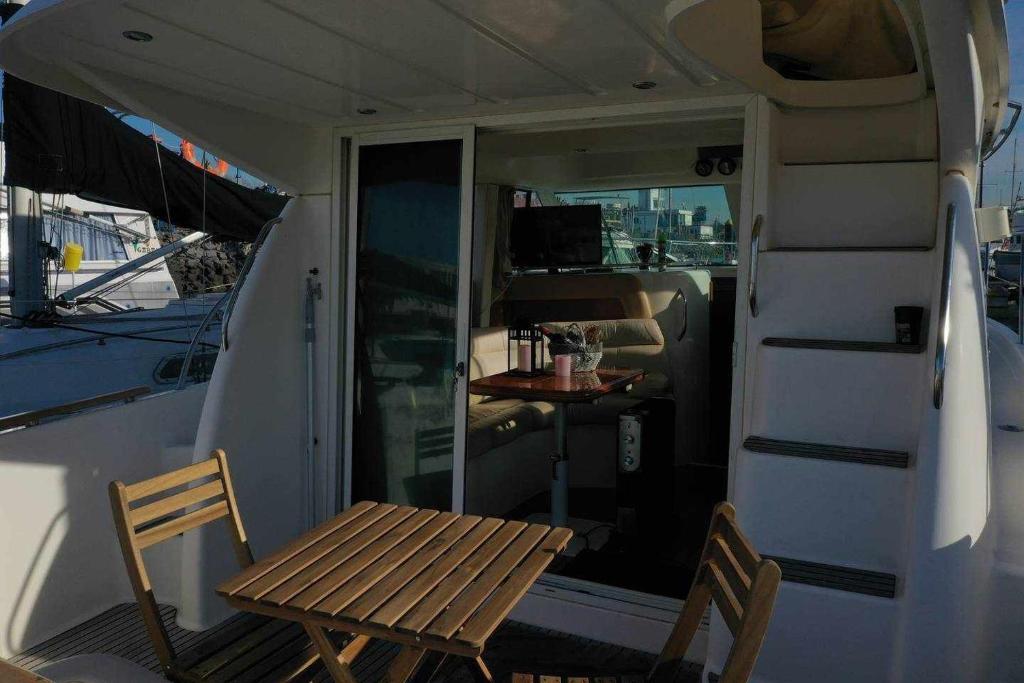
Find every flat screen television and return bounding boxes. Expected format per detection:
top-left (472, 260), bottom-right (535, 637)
top-left (510, 205), bottom-right (603, 269)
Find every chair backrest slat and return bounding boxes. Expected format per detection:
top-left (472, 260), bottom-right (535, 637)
top-left (135, 500), bottom-right (231, 549)
top-left (109, 449), bottom-right (252, 673)
top-left (719, 521), bottom-right (760, 577)
top-left (650, 502), bottom-right (781, 683)
top-left (708, 535), bottom-right (752, 604)
top-left (124, 458), bottom-right (220, 501)
top-left (130, 479), bottom-right (226, 527)
top-left (705, 560), bottom-right (744, 633)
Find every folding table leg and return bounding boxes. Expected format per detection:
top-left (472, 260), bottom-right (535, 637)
top-left (467, 656), bottom-right (495, 683)
top-left (388, 647), bottom-right (448, 683)
top-left (303, 623), bottom-right (364, 683)
top-left (387, 646), bottom-right (428, 682)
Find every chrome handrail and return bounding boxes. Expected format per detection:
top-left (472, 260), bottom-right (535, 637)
top-left (748, 214), bottom-right (763, 317)
top-left (222, 216), bottom-right (283, 351)
top-left (933, 202), bottom-right (958, 410)
top-left (175, 294), bottom-right (229, 390)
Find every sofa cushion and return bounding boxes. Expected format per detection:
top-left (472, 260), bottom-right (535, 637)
top-left (468, 399), bottom-right (553, 459)
top-left (469, 327), bottom-right (514, 405)
top-left (546, 318), bottom-right (664, 348)
top-left (545, 318), bottom-right (671, 386)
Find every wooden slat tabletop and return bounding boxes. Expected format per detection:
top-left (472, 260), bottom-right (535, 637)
top-left (217, 502), bottom-right (572, 658)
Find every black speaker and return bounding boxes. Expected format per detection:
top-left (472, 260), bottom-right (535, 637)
top-left (616, 397), bottom-right (675, 541)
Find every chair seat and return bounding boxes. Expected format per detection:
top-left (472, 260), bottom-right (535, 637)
top-left (167, 613), bottom-right (326, 683)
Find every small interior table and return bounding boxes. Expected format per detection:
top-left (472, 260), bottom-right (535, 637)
top-left (217, 501), bottom-right (571, 683)
top-left (469, 368), bottom-right (645, 528)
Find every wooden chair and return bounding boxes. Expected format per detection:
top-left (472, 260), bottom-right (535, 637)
top-left (1, 658), bottom-right (48, 682)
top-left (109, 449), bottom-right (330, 682)
top-left (512, 502), bottom-right (782, 683)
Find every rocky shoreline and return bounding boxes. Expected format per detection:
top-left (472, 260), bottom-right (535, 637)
top-left (157, 227), bottom-right (250, 297)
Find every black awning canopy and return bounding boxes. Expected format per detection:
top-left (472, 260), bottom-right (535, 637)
top-left (2, 74), bottom-right (287, 240)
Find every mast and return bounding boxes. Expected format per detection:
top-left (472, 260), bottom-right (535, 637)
top-left (5, 187), bottom-right (45, 323)
top-left (1011, 137), bottom-right (1019, 211)
top-left (1, 2), bottom-right (45, 325)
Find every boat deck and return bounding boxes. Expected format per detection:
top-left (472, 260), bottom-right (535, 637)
top-left (10, 603), bottom-right (700, 681)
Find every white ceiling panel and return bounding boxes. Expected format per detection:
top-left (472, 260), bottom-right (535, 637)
top-left (437, 0), bottom-right (698, 91)
top-left (0, 0), bottom-right (742, 128)
top-left (271, 0), bottom-right (585, 104)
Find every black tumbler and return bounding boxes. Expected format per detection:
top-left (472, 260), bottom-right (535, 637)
top-left (895, 306), bottom-right (924, 345)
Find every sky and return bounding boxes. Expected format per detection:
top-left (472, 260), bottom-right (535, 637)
top-left (980, 2), bottom-right (1024, 208)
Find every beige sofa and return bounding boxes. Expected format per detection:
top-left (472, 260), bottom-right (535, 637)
top-left (465, 318), bottom-right (671, 517)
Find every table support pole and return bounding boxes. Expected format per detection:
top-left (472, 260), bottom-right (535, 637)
top-left (551, 403), bottom-right (569, 528)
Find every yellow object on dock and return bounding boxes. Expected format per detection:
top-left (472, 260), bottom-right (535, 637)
top-left (62, 242), bottom-right (84, 273)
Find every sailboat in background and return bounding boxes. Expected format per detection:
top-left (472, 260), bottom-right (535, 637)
top-left (0, 65), bottom-right (286, 421)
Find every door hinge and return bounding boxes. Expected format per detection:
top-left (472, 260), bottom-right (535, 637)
top-left (453, 361), bottom-right (466, 386)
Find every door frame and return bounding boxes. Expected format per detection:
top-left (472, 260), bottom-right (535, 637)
top-left (328, 94), bottom-right (756, 650)
top-left (340, 125), bottom-right (476, 513)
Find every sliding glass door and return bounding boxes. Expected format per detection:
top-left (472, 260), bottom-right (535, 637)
top-left (343, 127), bottom-right (474, 512)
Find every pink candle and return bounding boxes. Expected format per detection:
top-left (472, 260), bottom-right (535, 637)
top-left (518, 344), bottom-right (532, 372)
top-left (555, 354), bottom-right (571, 377)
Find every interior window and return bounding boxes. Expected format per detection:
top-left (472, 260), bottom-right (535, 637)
top-left (553, 185), bottom-right (736, 266)
top-left (513, 189), bottom-right (543, 208)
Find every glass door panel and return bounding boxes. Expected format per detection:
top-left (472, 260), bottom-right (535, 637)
top-left (346, 131), bottom-right (473, 511)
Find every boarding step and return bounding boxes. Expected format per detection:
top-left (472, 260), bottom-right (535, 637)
top-left (743, 436), bottom-right (910, 468)
top-left (751, 345), bottom-right (923, 450)
top-left (764, 556), bottom-right (897, 599)
top-left (771, 161), bottom-right (937, 250)
top-left (762, 337), bottom-right (924, 354)
top-left (734, 450), bottom-right (906, 572)
top-left (752, 250), bottom-right (933, 341)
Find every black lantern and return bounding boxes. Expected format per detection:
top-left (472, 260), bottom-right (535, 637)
top-left (507, 325), bottom-right (546, 377)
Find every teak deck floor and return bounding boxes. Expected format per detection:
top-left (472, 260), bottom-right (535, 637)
top-left (11, 603), bottom-right (692, 682)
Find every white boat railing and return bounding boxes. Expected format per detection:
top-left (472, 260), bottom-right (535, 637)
top-left (221, 217), bottom-right (282, 351)
top-left (175, 295), bottom-right (228, 390)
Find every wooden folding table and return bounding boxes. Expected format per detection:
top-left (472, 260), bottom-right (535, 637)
top-left (217, 501), bottom-right (571, 682)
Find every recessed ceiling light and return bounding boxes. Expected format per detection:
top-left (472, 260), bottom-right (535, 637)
top-left (632, 80), bottom-right (657, 90)
top-left (574, 148), bottom-right (588, 153)
top-left (357, 108), bottom-right (377, 115)
top-left (122, 30), bottom-right (153, 42)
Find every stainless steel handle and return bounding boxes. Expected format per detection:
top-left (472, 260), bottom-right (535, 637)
top-left (222, 216), bottom-right (284, 351)
top-left (933, 203), bottom-right (958, 410)
top-left (674, 288), bottom-right (688, 340)
top-left (748, 214), bottom-right (763, 317)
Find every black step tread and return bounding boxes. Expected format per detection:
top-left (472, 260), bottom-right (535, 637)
top-left (744, 436), bottom-right (909, 468)
top-left (763, 337), bottom-right (924, 354)
top-left (766, 246), bottom-right (931, 252)
top-left (764, 555), bottom-right (897, 598)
